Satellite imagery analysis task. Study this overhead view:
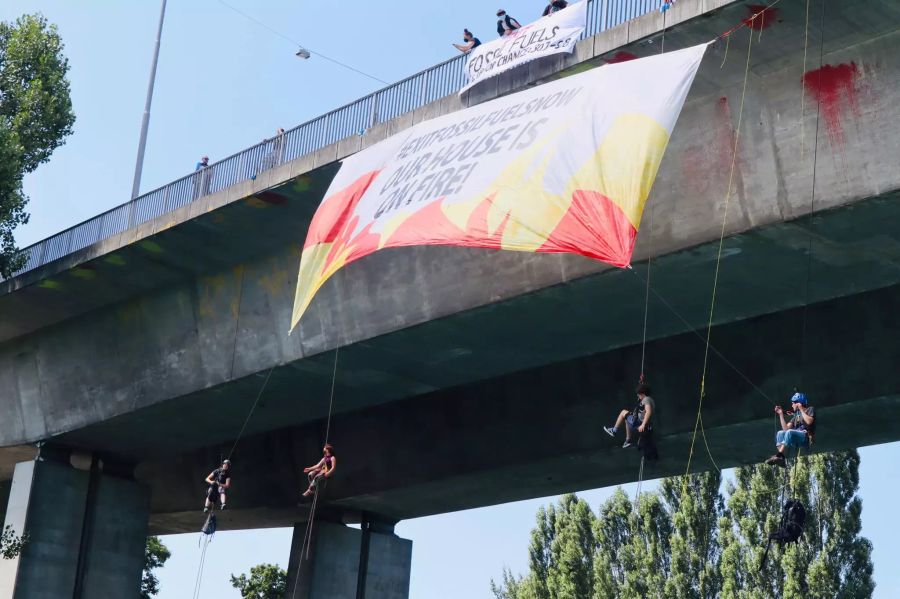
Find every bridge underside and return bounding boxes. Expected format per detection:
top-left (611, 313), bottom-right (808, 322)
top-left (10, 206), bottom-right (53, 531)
top-left (140, 281), bottom-right (899, 533)
top-left (37, 188), bottom-right (899, 460)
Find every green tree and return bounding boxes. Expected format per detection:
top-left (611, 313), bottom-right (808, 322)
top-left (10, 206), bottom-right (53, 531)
top-left (592, 488), bottom-right (633, 598)
top-left (141, 536), bottom-right (171, 598)
top-left (616, 491), bottom-right (671, 599)
top-left (230, 563), bottom-right (288, 599)
top-left (547, 494), bottom-right (596, 599)
top-left (661, 471), bottom-right (723, 599)
top-left (0, 13), bottom-right (75, 277)
top-left (804, 450), bottom-right (874, 598)
top-left (0, 525), bottom-right (26, 559)
top-left (494, 451), bottom-right (873, 599)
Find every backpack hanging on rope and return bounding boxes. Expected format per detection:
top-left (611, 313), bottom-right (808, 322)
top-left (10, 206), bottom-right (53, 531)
top-left (200, 512), bottom-right (217, 539)
top-left (760, 498), bottom-right (806, 570)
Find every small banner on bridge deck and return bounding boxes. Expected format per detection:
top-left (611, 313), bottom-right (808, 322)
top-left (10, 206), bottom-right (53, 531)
top-left (291, 44), bottom-right (708, 328)
top-left (461, 1), bottom-right (588, 94)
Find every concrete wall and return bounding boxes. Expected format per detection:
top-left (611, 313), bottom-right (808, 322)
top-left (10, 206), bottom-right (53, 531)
top-left (0, 459), bottom-right (149, 599)
top-left (286, 521), bottom-right (412, 599)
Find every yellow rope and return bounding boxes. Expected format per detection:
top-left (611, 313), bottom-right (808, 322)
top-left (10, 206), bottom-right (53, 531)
top-left (685, 22), bottom-right (756, 477)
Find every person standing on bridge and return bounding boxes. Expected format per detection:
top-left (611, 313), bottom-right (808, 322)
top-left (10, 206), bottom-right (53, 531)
top-left (603, 383), bottom-right (655, 449)
top-left (542, 0), bottom-right (569, 17)
top-left (453, 29), bottom-right (482, 54)
top-left (496, 9), bottom-right (521, 37)
top-left (765, 392), bottom-right (815, 468)
top-left (193, 155), bottom-right (212, 199)
top-left (203, 459), bottom-right (232, 512)
top-left (302, 444), bottom-right (336, 498)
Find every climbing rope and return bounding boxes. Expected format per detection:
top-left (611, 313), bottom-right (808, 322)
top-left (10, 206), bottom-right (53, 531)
top-left (633, 456), bottom-right (645, 505)
top-left (685, 17), bottom-right (756, 478)
top-left (191, 535), bottom-right (212, 599)
top-left (291, 346), bottom-right (341, 599)
top-left (226, 365), bottom-right (276, 460)
top-left (628, 269), bottom-right (775, 406)
top-left (799, 0), bottom-right (827, 390)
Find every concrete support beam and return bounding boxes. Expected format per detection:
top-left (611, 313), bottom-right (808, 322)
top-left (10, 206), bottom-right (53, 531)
top-left (286, 517), bottom-right (411, 599)
top-left (0, 457), bottom-right (148, 599)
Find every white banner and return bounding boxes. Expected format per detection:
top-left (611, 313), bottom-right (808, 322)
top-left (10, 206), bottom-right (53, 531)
top-left (461, 2), bottom-right (588, 95)
top-left (292, 45), bottom-right (709, 325)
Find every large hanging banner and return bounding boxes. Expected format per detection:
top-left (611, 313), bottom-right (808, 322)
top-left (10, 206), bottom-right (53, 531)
top-left (462, 2), bottom-right (588, 94)
top-left (291, 44), bottom-right (708, 327)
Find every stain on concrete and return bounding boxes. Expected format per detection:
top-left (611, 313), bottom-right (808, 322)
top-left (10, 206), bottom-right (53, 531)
top-left (256, 191), bottom-right (288, 205)
top-left (198, 274), bottom-right (227, 319)
top-left (258, 261), bottom-right (290, 297)
top-left (231, 265), bottom-right (245, 320)
top-left (245, 197), bottom-right (271, 209)
top-left (803, 62), bottom-right (862, 148)
top-left (744, 5), bottom-right (780, 30)
top-left (139, 240), bottom-right (164, 254)
top-left (70, 266), bottom-right (97, 280)
top-left (291, 176), bottom-right (313, 194)
top-left (606, 51), bottom-right (638, 64)
top-left (37, 279), bottom-right (62, 290)
top-left (104, 255), bottom-right (126, 266)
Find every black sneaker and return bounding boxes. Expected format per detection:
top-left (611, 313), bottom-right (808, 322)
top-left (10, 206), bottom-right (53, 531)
top-left (765, 454), bottom-right (786, 468)
top-left (603, 426), bottom-right (617, 437)
top-left (220, 503), bottom-right (227, 510)
top-left (203, 506), bottom-right (209, 513)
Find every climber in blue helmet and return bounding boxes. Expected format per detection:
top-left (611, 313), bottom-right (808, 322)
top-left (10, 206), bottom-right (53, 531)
top-left (765, 392), bottom-right (816, 468)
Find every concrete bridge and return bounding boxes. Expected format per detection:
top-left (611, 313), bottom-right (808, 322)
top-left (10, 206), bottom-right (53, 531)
top-left (2, 0), bottom-right (899, 596)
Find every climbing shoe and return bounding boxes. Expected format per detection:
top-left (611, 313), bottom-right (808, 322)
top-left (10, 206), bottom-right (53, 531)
top-left (765, 454), bottom-right (786, 468)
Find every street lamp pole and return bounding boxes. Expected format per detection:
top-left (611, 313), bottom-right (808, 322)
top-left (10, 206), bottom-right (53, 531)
top-left (131, 0), bottom-right (168, 200)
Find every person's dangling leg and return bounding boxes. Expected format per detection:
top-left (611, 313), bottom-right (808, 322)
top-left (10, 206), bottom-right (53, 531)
top-left (604, 409), bottom-right (630, 438)
top-left (219, 490), bottom-right (227, 510)
top-left (765, 431), bottom-right (788, 467)
top-left (302, 470), bottom-right (318, 497)
top-left (622, 414), bottom-right (637, 448)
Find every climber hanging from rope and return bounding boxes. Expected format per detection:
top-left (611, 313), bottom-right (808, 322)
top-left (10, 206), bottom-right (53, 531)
top-left (603, 383), bottom-right (656, 451)
top-left (203, 459), bottom-right (232, 512)
top-left (764, 392), bottom-right (815, 468)
top-left (301, 444), bottom-right (336, 498)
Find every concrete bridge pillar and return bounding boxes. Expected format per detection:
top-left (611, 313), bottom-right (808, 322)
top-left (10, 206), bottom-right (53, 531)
top-left (0, 452), bottom-right (149, 599)
top-left (286, 515), bottom-right (412, 599)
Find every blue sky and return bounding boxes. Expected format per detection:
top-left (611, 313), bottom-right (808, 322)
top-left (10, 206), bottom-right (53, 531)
top-left (3, 1), bottom-right (899, 597)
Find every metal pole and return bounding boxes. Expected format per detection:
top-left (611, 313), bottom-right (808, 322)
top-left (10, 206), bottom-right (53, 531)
top-left (131, 0), bottom-right (167, 199)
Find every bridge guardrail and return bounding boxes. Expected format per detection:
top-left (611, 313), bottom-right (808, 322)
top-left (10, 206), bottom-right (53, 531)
top-left (9, 0), bottom-right (664, 279)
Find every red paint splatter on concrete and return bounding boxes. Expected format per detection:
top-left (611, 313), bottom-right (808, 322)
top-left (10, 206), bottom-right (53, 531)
top-left (257, 190), bottom-right (288, 205)
top-left (679, 97), bottom-right (740, 197)
top-left (803, 62), bottom-right (862, 148)
top-left (744, 5), bottom-right (779, 30)
top-left (715, 97), bottom-right (738, 170)
top-left (606, 51), bottom-right (637, 64)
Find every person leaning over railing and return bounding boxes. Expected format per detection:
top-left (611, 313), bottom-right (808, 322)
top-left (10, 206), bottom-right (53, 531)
top-left (542, 0), bottom-right (569, 17)
top-left (193, 155), bottom-right (211, 199)
top-left (496, 8), bottom-right (521, 36)
top-left (453, 29), bottom-right (482, 54)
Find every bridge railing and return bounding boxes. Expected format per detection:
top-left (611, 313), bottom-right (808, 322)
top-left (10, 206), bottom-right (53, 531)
top-left (10, 0), bottom-right (664, 279)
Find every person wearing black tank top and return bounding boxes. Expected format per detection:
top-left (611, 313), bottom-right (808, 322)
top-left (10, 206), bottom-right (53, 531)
top-left (453, 29), bottom-right (482, 54)
top-left (203, 459), bottom-right (231, 512)
top-left (302, 444), bottom-right (337, 497)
